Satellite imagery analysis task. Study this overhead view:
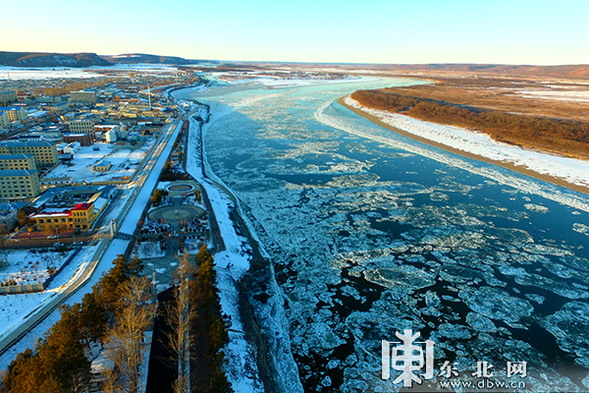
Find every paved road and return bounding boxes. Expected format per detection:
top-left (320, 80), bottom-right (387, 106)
top-left (0, 115), bottom-right (185, 357)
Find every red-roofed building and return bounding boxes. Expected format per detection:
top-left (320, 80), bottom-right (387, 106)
top-left (30, 200), bottom-right (103, 231)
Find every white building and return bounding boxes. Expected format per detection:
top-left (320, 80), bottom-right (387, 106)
top-left (63, 142), bottom-right (81, 154)
top-left (105, 129), bottom-right (118, 143)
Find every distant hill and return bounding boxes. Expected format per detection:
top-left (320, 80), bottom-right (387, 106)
top-left (0, 51), bottom-right (198, 68)
top-left (0, 51), bottom-right (112, 67)
top-left (102, 53), bottom-right (194, 65)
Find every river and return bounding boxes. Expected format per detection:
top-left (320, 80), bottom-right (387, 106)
top-left (176, 77), bottom-right (589, 392)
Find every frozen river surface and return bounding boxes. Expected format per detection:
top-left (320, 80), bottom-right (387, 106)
top-left (178, 78), bottom-right (589, 392)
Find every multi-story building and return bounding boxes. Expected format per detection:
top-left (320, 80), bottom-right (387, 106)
top-left (28, 186), bottom-right (112, 231)
top-left (70, 90), bottom-right (97, 104)
top-left (68, 119), bottom-right (96, 138)
top-left (0, 169), bottom-right (41, 201)
top-left (0, 154), bottom-right (37, 170)
top-left (0, 141), bottom-right (58, 169)
top-left (0, 91), bottom-right (17, 104)
top-left (36, 96), bottom-right (62, 104)
top-left (49, 102), bottom-right (70, 112)
top-left (0, 111), bottom-right (8, 129)
top-left (0, 107), bottom-right (27, 122)
top-left (64, 133), bottom-right (92, 146)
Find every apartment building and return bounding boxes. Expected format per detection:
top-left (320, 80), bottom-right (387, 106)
top-left (0, 154), bottom-right (37, 170)
top-left (0, 107), bottom-right (27, 122)
top-left (0, 141), bottom-right (58, 169)
top-left (70, 90), bottom-right (97, 104)
top-left (68, 119), bottom-right (96, 138)
top-left (0, 112), bottom-right (8, 129)
top-left (0, 91), bottom-right (17, 104)
top-left (0, 169), bottom-right (41, 201)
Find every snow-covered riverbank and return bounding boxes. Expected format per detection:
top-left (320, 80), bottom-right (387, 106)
top-left (343, 96), bottom-right (589, 192)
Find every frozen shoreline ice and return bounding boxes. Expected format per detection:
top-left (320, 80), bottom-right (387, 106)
top-left (343, 96), bottom-right (589, 190)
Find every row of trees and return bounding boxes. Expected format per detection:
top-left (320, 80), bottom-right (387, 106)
top-left (352, 90), bottom-right (589, 159)
top-left (189, 245), bottom-right (232, 393)
top-left (0, 255), bottom-right (145, 393)
top-left (1, 246), bottom-right (234, 393)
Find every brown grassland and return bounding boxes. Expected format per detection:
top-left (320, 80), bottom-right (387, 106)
top-left (351, 76), bottom-right (589, 159)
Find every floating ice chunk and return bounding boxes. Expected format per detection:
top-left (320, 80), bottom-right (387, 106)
top-left (525, 293), bottom-right (545, 304)
top-left (303, 322), bottom-right (346, 354)
top-left (363, 265), bottom-right (435, 290)
top-left (573, 223), bottom-right (589, 236)
top-left (340, 285), bottom-right (361, 301)
top-left (437, 323), bottom-right (472, 339)
top-left (583, 373), bottom-right (589, 389)
top-left (320, 376), bottom-right (332, 387)
top-left (425, 291), bottom-right (441, 308)
top-left (458, 287), bottom-right (533, 326)
top-left (430, 192), bottom-right (449, 202)
top-left (544, 261), bottom-right (578, 279)
top-left (542, 301), bottom-right (589, 368)
top-left (524, 203), bottom-right (550, 213)
top-left (466, 312), bottom-right (497, 333)
top-left (327, 359), bottom-right (340, 369)
top-left (439, 264), bottom-right (489, 285)
top-left (522, 244), bottom-right (574, 257)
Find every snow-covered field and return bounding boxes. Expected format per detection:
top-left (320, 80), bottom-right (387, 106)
top-left (45, 140), bottom-right (155, 183)
top-left (344, 96), bottom-right (589, 190)
top-left (0, 245), bottom-right (98, 343)
top-left (0, 249), bottom-right (75, 286)
top-left (0, 67), bottom-right (104, 80)
top-left (516, 88), bottom-right (589, 102)
top-left (0, 64), bottom-right (181, 81)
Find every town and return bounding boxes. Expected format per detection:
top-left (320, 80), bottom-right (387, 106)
top-left (0, 67), bottom-right (236, 392)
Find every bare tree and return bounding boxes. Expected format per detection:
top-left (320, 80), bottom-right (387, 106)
top-left (104, 276), bottom-right (156, 393)
top-left (165, 254), bottom-right (196, 393)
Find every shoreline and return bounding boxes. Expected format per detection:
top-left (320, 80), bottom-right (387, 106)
top-left (337, 96), bottom-right (589, 196)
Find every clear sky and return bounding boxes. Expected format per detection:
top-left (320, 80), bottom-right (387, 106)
top-left (4, 0), bottom-right (589, 65)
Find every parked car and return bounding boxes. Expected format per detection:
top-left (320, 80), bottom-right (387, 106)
top-left (53, 243), bottom-right (64, 248)
top-left (47, 234), bottom-right (58, 239)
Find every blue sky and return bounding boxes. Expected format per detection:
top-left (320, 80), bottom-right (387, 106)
top-left (5, 0), bottom-right (589, 65)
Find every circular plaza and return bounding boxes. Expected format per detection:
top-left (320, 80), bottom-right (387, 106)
top-left (147, 205), bottom-right (206, 226)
